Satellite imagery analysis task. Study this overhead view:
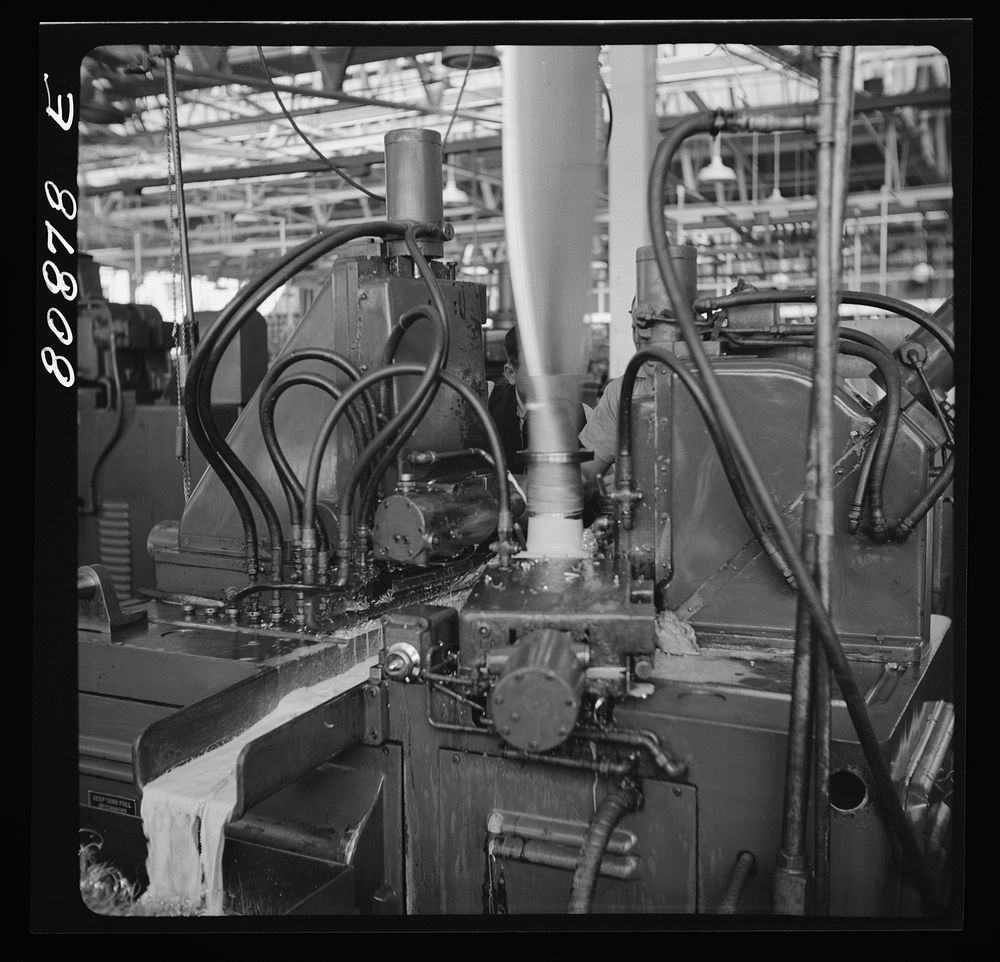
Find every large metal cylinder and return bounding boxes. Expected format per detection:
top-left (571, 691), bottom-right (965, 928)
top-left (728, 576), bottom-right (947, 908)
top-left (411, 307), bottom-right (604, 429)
top-left (371, 487), bottom-right (498, 566)
top-left (489, 629), bottom-right (585, 752)
top-left (634, 244), bottom-right (699, 340)
top-left (384, 128), bottom-right (444, 258)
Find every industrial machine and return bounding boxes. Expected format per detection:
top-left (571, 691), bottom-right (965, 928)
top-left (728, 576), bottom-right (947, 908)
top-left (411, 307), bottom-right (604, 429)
top-left (77, 46), bottom-right (959, 921)
top-left (76, 252), bottom-right (268, 601)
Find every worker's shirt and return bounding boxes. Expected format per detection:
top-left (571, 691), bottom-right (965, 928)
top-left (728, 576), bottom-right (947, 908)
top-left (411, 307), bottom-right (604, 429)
top-left (578, 368), bottom-right (655, 466)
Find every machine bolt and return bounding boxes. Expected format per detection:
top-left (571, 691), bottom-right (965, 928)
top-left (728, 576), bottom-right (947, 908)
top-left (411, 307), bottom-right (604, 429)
top-left (558, 726), bottom-right (568, 736)
top-left (528, 740), bottom-right (539, 750)
top-left (367, 686), bottom-right (378, 699)
top-left (565, 698), bottom-right (575, 708)
top-left (673, 787), bottom-right (682, 798)
top-left (182, 604), bottom-right (195, 617)
top-left (511, 713), bottom-right (520, 722)
top-left (501, 727), bottom-right (511, 736)
top-left (452, 753), bottom-right (461, 765)
top-left (634, 658), bottom-right (653, 680)
top-left (478, 623), bottom-right (490, 636)
top-left (546, 672), bottom-right (555, 681)
top-left (494, 695), bottom-right (504, 705)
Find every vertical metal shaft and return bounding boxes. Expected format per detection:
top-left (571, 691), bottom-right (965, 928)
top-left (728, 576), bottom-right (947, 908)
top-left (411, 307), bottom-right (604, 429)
top-left (812, 45), bottom-right (856, 915)
top-left (774, 46), bottom-right (839, 917)
top-left (163, 47), bottom-right (197, 353)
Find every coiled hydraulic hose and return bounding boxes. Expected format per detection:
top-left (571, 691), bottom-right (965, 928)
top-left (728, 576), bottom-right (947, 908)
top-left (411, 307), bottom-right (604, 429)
top-left (329, 229), bottom-right (453, 585)
top-left (357, 303), bottom-right (453, 527)
top-left (260, 371), bottom-right (373, 548)
top-left (694, 288), bottom-right (955, 361)
top-left (185, 220), bottom-right (441, 578)
top-left (568, 780), bottom-right (642, 914)
top-left (616, 347), bottom-right (798, 590)
top-left (892, 455), bottom-right (954, 542)
top-left (649, 110), bottom-right (941, 913)
top-left (301, 365), bottom-right (514, 592)
top-left (848, 422), bottom-right (883, 535)
top-left (722, 331), bottom-right (902, 542)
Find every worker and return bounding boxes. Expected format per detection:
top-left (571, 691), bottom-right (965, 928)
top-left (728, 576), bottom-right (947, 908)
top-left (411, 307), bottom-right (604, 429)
top-left (578, 298), bottom-right (673, 504)
top-left (487, 325), bottom-right (592, 476)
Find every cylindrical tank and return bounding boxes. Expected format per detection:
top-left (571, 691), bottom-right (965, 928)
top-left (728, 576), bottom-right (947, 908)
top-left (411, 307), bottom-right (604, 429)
top-left (634, 243), bottom-right (699, 342)
top-left (489, 629), bottom-right (585, 752)
top-left (371, 486), bottom-right (498, 565)
top-left (384, 128), bottom-right (444, 258)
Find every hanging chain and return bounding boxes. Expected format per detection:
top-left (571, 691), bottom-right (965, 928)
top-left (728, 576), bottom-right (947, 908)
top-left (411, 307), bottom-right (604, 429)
top-left (164, 52), bottom-right (192, 500)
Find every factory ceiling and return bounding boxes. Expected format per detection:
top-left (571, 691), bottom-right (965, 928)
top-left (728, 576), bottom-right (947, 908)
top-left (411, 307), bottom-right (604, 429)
top-left (75, 41), bottom-right (954, 288)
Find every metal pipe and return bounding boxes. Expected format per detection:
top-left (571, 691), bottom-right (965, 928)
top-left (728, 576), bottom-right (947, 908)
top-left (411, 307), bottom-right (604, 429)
top-left (499, 747), bottom-right (633, 778)
top-left (490, 834), bottom-right (640, 881)
top-left (162, 47), bottom-right (196, 350)
top-left (574, 726), bottom-right (687, 779)
top-left (648, 109), bottom-right (942, 914)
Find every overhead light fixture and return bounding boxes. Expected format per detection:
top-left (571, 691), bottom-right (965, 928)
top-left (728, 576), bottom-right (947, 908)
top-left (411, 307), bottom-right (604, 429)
top-left (698, 135), bottom-right (737, 187)
top-left (442, 164), bottom-right (470, 206)
top-left (441, 45), bottom-right (500, 70)
top-left (769, 131), bottom-right (784, 202)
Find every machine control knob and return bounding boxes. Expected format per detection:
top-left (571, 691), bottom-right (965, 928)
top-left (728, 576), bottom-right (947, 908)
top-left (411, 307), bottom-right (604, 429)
top-left (489, 629), bottom-right (584, 752)
top-left (384, 641), bottom-right (422, 681)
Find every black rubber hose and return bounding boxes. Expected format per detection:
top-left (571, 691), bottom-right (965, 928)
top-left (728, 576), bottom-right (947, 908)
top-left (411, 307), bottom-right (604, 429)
top-left (331, 229), bottom-right (453, 583)
top-left (185, 220), bottom-right (438, 576)
top-left (357, 233), bottom-right (455, 526)
top-left (568, 781), bottom-right (641, 914)
top-left (301, 365), bottom-right (512, 586)
top-left (258, 347), bottom-right (378, 454)
top-left (695, 288), bottom-right (954, 360)
top-left (257, 347), bottom-right (378, 553)
top-left (892, 454), bottom-right (954, 542)
top-left (723, 332), bottom-right (902, 542)
top-left (86, 341), bottom-right (125, 514)
top-left (333, 307), bottom-right (447, 585)
top-left (185, 229), bottom-right (363, 576)
top-left (649, 110), bottom-right (941, 913)
top-left (848, 421), bottom-right (883, 534)
top-left (616, 347), bottom-right (798, 590)
top-left (260, 372), bottom-right (372, 548)
top-left (359, 306), bottom-right (456, 524)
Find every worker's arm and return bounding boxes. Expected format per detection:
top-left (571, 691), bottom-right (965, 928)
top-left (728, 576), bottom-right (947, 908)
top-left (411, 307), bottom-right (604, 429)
top-left (581, 456), bottom-right (612, 502)
top-left (578, 375), bottom-right (622, 507)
